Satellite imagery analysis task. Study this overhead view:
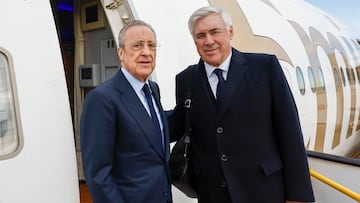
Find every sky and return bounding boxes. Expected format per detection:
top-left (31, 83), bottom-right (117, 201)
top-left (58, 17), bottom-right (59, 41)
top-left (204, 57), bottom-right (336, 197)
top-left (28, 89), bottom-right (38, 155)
top-left (304, 0), bottom-right (360, 32)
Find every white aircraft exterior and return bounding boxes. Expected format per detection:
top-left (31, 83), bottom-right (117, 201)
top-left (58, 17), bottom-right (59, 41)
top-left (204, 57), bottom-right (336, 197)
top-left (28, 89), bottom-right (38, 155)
top-left (0, 0), bottom-right (359, 202)
top-left (0, 1), bottom-right (79, 203)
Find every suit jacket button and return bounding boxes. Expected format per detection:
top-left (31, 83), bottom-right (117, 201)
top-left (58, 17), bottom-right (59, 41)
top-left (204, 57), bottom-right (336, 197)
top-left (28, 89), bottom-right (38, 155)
top-left (221, 154), bottom-right (228, 162)
top-left (221, 180), bottom-right (227, 188)
top-left (163, 189), bottom-right (168, 196)
top-left (217, 127), bottom-right (223, 134)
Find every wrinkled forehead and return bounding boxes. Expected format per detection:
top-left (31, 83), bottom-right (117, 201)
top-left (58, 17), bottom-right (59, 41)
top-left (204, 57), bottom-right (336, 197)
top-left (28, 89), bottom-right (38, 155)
top-left (124, 25), bottom-right (156, 41)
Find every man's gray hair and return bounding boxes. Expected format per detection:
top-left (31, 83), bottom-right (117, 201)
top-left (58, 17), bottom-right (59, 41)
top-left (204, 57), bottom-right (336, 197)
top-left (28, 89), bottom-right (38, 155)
top-left (118, 20), bottom-right (157, 48)
top-left (188, 6), bottom-right (232, 36)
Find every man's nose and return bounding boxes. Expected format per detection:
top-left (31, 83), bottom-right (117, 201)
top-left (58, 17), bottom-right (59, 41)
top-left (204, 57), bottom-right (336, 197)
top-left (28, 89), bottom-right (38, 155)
top-left (204, 34), bottom-right (215, 44)
top-left (140, 44), bottom-right (153, 54)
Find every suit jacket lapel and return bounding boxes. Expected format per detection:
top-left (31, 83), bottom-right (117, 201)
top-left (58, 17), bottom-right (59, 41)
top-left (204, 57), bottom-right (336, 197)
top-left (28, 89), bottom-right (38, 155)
top-left (218, 49), bottom-right (248, 120)
top-left (115, 70), bottom-right (165, 159)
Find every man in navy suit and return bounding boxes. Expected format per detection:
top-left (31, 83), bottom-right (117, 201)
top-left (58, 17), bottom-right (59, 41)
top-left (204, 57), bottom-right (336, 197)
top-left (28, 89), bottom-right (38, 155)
top-left (80, 20), bottom-right (172, 203)
top-left (169, 6), bottom-right (315, 203)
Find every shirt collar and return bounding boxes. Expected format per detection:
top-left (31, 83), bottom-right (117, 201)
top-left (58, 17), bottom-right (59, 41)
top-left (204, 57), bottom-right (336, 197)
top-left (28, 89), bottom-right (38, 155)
top-left (121, 67), bottom-right (149, 94)
top-left (204, 51), bottom-right (232, 78)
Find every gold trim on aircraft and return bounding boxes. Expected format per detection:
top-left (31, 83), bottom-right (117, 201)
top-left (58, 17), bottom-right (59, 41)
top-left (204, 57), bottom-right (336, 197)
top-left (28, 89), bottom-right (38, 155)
top-left (328, 33), bottom-right (357, 140)
top-left (207, 0), bottom-right (360, 153)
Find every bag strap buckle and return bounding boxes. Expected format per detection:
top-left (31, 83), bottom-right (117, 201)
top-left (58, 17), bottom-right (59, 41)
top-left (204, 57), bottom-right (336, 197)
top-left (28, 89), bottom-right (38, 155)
top-left (184, 98), bottom-right (191, 108)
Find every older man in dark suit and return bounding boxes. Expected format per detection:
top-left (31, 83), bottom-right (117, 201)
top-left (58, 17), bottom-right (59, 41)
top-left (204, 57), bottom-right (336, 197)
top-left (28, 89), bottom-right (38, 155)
top-left (80, 20), bottom-right (172, 203)
top-left (169, 6), bottom-right (315, 203)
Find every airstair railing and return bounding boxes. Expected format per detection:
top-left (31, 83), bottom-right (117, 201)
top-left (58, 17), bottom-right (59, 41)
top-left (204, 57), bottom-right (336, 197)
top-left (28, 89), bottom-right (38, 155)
top-left (309, 168), bottom-right (360, 202)
top-left (351, 150), bottom-right (360, 158)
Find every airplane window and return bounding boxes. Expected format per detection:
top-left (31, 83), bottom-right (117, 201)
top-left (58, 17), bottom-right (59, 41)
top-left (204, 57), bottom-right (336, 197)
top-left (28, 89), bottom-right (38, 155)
top-left (345, 68), bottom-right (351, 84)
top-left (345, 68), bottom-right (356, 85)
top-left (351, 68), bottom-right (356, 84)
top-left (339, 67), bottom-right (346, 87)
top-left (353, 39), bottom-right (360, 47)
top-left (317, 67), bottom-right (326, 91)
top-left (0, 50), bottom-right (22, 160)
top-left (296, 66), bottom-right (305, 95)
top-left (307, 67), bottom-right (316, 93)
top-left (350, 68), bottom-right (355, 84)
top-left (356, 67), bottom-right (360, 84)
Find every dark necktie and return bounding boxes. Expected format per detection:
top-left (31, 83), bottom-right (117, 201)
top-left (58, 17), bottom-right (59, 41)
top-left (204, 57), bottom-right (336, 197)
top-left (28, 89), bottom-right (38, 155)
top-left (214, 69), bottom-right (226, 101)
top-left (142, 84), bottom-right (171, 201)
top-left (142, 84), bottom-right (163, 150)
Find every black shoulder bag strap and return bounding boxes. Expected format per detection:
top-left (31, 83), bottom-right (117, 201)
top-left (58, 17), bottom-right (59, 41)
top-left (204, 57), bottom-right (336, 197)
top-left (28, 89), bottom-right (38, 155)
top-left (169, 65), bottom-right (198, 198)
top-left (183, 65), bottom-right (195, 148)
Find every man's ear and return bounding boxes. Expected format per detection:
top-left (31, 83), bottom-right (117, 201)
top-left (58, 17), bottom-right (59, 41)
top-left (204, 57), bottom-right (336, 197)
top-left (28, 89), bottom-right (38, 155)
top-left (229, 26), bottom-right (234, 40)
top-left (117, 47), bottom-right (124, 61)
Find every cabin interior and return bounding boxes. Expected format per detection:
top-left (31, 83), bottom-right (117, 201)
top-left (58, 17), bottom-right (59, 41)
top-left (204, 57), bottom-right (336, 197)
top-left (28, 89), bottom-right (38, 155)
top-left (52, 0), bottom-right (121, 180)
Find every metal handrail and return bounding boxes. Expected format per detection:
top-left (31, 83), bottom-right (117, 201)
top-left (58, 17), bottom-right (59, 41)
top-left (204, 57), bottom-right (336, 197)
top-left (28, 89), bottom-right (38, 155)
top-left (351, 150), bottom-right (360, 158)
top-left (309, 168), bottom-right (360, 202)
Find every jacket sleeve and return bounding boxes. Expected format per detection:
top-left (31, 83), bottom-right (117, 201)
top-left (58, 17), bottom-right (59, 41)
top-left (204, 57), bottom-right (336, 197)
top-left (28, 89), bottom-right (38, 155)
top-left (167, 65), bottom-right (196, 142)
top-left (270, 55), bottom-right (315, 202)
top-left (80, 89), bottom-right (125, 203)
